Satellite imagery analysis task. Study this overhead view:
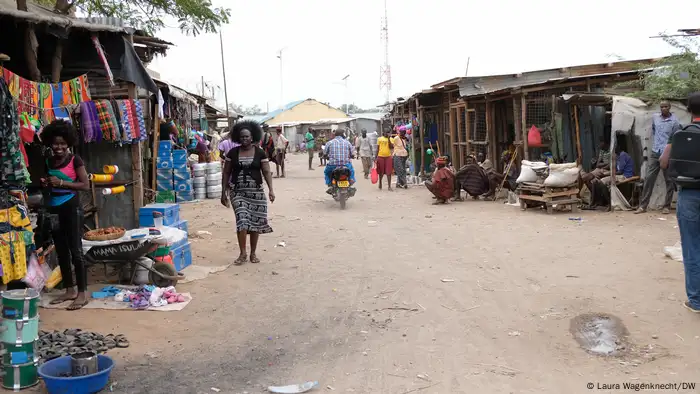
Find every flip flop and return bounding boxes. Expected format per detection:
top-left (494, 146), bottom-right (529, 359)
top-left (115, 335), bottom-right (130, 348)
top-left (250, 255), bottom-right (260, 264)
top-left (234, 255), bottom-right (248, 265)
top-left (50, 296), bottom-right (77, 305)
top-left (67, 298), bottom-right (89, 311)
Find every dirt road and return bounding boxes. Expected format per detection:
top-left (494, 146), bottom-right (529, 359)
top-left (42, 154), bottom-right (699, 393)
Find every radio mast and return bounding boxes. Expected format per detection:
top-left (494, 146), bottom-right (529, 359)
top-left (379, 0), bottom-right (391, 104)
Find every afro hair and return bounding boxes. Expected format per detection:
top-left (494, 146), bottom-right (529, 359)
top-left (230, 120), bottom-right (263, 143)
top-left (41, 119), bottom-right (78, 147)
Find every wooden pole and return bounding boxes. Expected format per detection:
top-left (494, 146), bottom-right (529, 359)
top-left (418, 99), bottom-right (425, 176)
top-left (520, 94), bottom-right (529, 160)
top-left (485, 99), bottom-right (495, 166)
top-left (127, 35), bottom-right (144, 220)
top-left (610, 133), bottom-right (617, 212)
top-left (512, 95), bottom-right (522, 171)
top-left (573, 105), bottom-right (583, 165)
top-left (151, 96), bottom-right (160, 193)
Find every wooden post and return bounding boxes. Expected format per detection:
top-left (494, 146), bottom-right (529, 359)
top-left (127, 35), bottom-right (144, 219)
top-left (151, 97), bottom-right (160, 192)
top-left (610, 133), bottom-right (617, 212)
top-left (573, 105), bottom-right (583, 165)
top-left (418, 99), bottom-right (425, 176)
top-left (513, 95), bottom-right (522, 169)
top-left (521, 94), bottom-right (529, 160)
top-left (485, 99), bottom-right (496, 165)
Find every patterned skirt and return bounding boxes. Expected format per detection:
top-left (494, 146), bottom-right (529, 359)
top-left (228, 177), bottom-right (273, 234)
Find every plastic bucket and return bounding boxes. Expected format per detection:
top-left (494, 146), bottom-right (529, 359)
top-left (207, 192), bottom-right (222, 199)
top-left (38, 355), bottom-right (114, 394)
top-left (206, 184), bottom-right (223, 193)
top-left (193, 177), bottom-right (206, 186)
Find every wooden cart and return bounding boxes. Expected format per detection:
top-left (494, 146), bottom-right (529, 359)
top-left (518, 182), bottom-right (580, 214)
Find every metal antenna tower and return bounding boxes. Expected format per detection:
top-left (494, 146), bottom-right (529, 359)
top-left (379, 0), bottom-right (391, 104)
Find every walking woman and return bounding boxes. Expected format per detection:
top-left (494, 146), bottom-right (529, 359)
top-left (375, 130), bottom-right (394, 190)
top-left (41, 120), bottom-right (90, 310)
top-left (392, 129), bottom-right (409, 188)
top-left (221, 120), bottom-right (275, 265)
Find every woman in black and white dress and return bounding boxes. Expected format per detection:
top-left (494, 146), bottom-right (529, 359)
top-left (221, 120), bottom-right (275, 265)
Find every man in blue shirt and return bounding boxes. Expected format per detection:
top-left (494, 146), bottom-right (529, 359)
top-left (323, 129), bottom-right (356, 192)
top-left (601, 147), bottom-right (635, 185)
top-left (660, 92), bottom-right (700, 313)
top-left (636, 101), bottom-right (681, 214)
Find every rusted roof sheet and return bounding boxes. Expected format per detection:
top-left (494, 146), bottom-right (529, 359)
top-left (458, 58), bottom-right (664, 98)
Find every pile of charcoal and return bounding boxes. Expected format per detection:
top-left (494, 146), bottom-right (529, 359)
top-left (37, 329), bottom-right (129, 361)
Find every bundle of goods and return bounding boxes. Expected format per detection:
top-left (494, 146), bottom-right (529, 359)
top-left (37, 329), bottom-right (128, 362)
top-left (205, 162), bottom-right (222, 199)
top-left (113, 285), bottom-right (187, 309)
top-left (192, 162), bottom-right (207, 200)
top-left (83, 226), bottom-right (125, 241)
top-left (156, 141), bottom-right (193, 203)
top-left (139, 203), bottom-right (191, 271)
top-left (172, 149), bottom-right (192, 202)
top-left (1, 289), bottom-right (40, 390)
top-left (516, 160), bottom-right (549, 184)
top-left (543, 162), bottom-right (580, 188)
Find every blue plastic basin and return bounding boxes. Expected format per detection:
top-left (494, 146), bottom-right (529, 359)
top-left (38, 355), bottom-right (114, 394)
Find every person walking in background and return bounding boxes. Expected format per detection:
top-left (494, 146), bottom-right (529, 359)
top-left (637, 101), bottom-right (681, 214)
top-left (305, 128), bottom-right (316, 171)
top-left (392, 129), bottom-right (409, 189)
top-left (375, 130), bottom-right (394, 190)
top-left (660, 93), bottom-right (700, 313)
top-left (221, 120), bottom-right (275, 265)
top-left (41, 120), bottom-right (91, 310)
top-left (355, 129), bottom-right (374, 179)
top-left (272, 127), bottom-right (289, 178)
top-left (218, 127), bottom-right (240, 159)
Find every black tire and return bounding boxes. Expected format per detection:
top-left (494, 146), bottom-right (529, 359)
top-left (339, 193), bottom-right (347, 210)
top-left (150, 262), bottom-right (177, 287)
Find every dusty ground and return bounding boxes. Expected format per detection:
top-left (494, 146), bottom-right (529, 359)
top-left (41, 154), bottom-right (700, 394)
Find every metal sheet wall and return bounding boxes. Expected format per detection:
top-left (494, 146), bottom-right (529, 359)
top-left (76, 143), bottom-right (136, 229)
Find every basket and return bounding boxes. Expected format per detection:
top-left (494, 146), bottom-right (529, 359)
top-left (83, 227), bottom-right (125, 241)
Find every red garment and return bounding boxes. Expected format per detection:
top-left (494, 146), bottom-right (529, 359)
top-left (426, 167), bottom-right (455, 200)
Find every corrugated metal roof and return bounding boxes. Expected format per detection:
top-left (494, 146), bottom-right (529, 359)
top-left (350, 112), bottom-right (386, 121)
top-left (0, 0), bottom-right (134, 33)
top-left (458, 58), bottom-right (663, 98)
top-left (258, 99), bottom-right (307, 123)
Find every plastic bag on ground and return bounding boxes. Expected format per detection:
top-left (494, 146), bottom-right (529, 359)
top-left (664, 242), bottom-right (683, 262)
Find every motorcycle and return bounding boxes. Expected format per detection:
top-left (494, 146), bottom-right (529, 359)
top-left (329, 166), bottom-right (356, 209)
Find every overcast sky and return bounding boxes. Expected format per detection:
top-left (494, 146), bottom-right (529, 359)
top-left (150, 0), bottom-right (700, 111)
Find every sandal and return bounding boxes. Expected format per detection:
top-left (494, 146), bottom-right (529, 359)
top-left (67, 298), bottom-right (89, 311)
top-left (50, 295), bottom-right (77, 305)
top-left (234, 255), bottom-right (248, 265)
top-left (115, 334), bottom-right (130, 348)
top-left (250, 255), bottom-right (260, 264)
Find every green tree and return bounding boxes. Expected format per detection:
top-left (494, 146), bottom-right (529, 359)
top-left (622, 34), bottom-right (700, 101)
top-left (34, 0), bottom-right (230, 36)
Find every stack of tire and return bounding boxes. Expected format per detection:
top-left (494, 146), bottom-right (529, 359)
top-left (193, 163), bottom-right (207, 200)
top-left (206, 162), bottom-right (222, 199)
top-left (1, 289), bottom-right (40, 390)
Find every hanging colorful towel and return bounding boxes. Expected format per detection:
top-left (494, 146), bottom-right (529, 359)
top-left (116, 100), bottom-right (133, 141)
top-left (94, 100), bottom-right (118, 141)
top-left (40, 84), bottom-right (54, 123)
top-left (79, 101), bottom-right (101, 143)
top-left (133, 100), bottom-right (147, 141)
top-left (52, 83), bottom-right (70, 119)
top-left (125, 100), bottom-right (141, 140)
top-left (0, 78), bottom-right (28, 183)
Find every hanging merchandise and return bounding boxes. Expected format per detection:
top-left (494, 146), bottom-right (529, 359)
top-left (0, 78), bottom-right (29, 184)
top-left (88, 174), bottom-right (114, 183)
top-left (93, 100), bottom-right (119, 142)
top-left (527, 125), bottom-right (543, 148)
top-left (102, 185), bottom-right (126, 195)
top-left (91, 35), bottom-right (114, 87)
top-left (103, 165), bottom-right (119, 174)
top-left (1, 68), bottom-right (92, 120)
top-left (79, 101), bottom-right (101, 143)
top-left (0, 232), bottom-right (28, 284)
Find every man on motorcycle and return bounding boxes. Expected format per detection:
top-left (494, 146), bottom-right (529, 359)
top-left (323, 129), bottom-right (356, 194)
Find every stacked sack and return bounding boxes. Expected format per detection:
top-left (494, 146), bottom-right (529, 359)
top-left (543, 162), bottom-right (580, 187)
top-left (516, 160), bottom-right (549, 184)
top-left (193, 163), bottom-right (207, 200)
top-left (206, 162), bottom-right (222, 199)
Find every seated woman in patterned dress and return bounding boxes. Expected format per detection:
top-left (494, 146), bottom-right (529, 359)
top-left (221, 120), bottom-right (275, 265)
